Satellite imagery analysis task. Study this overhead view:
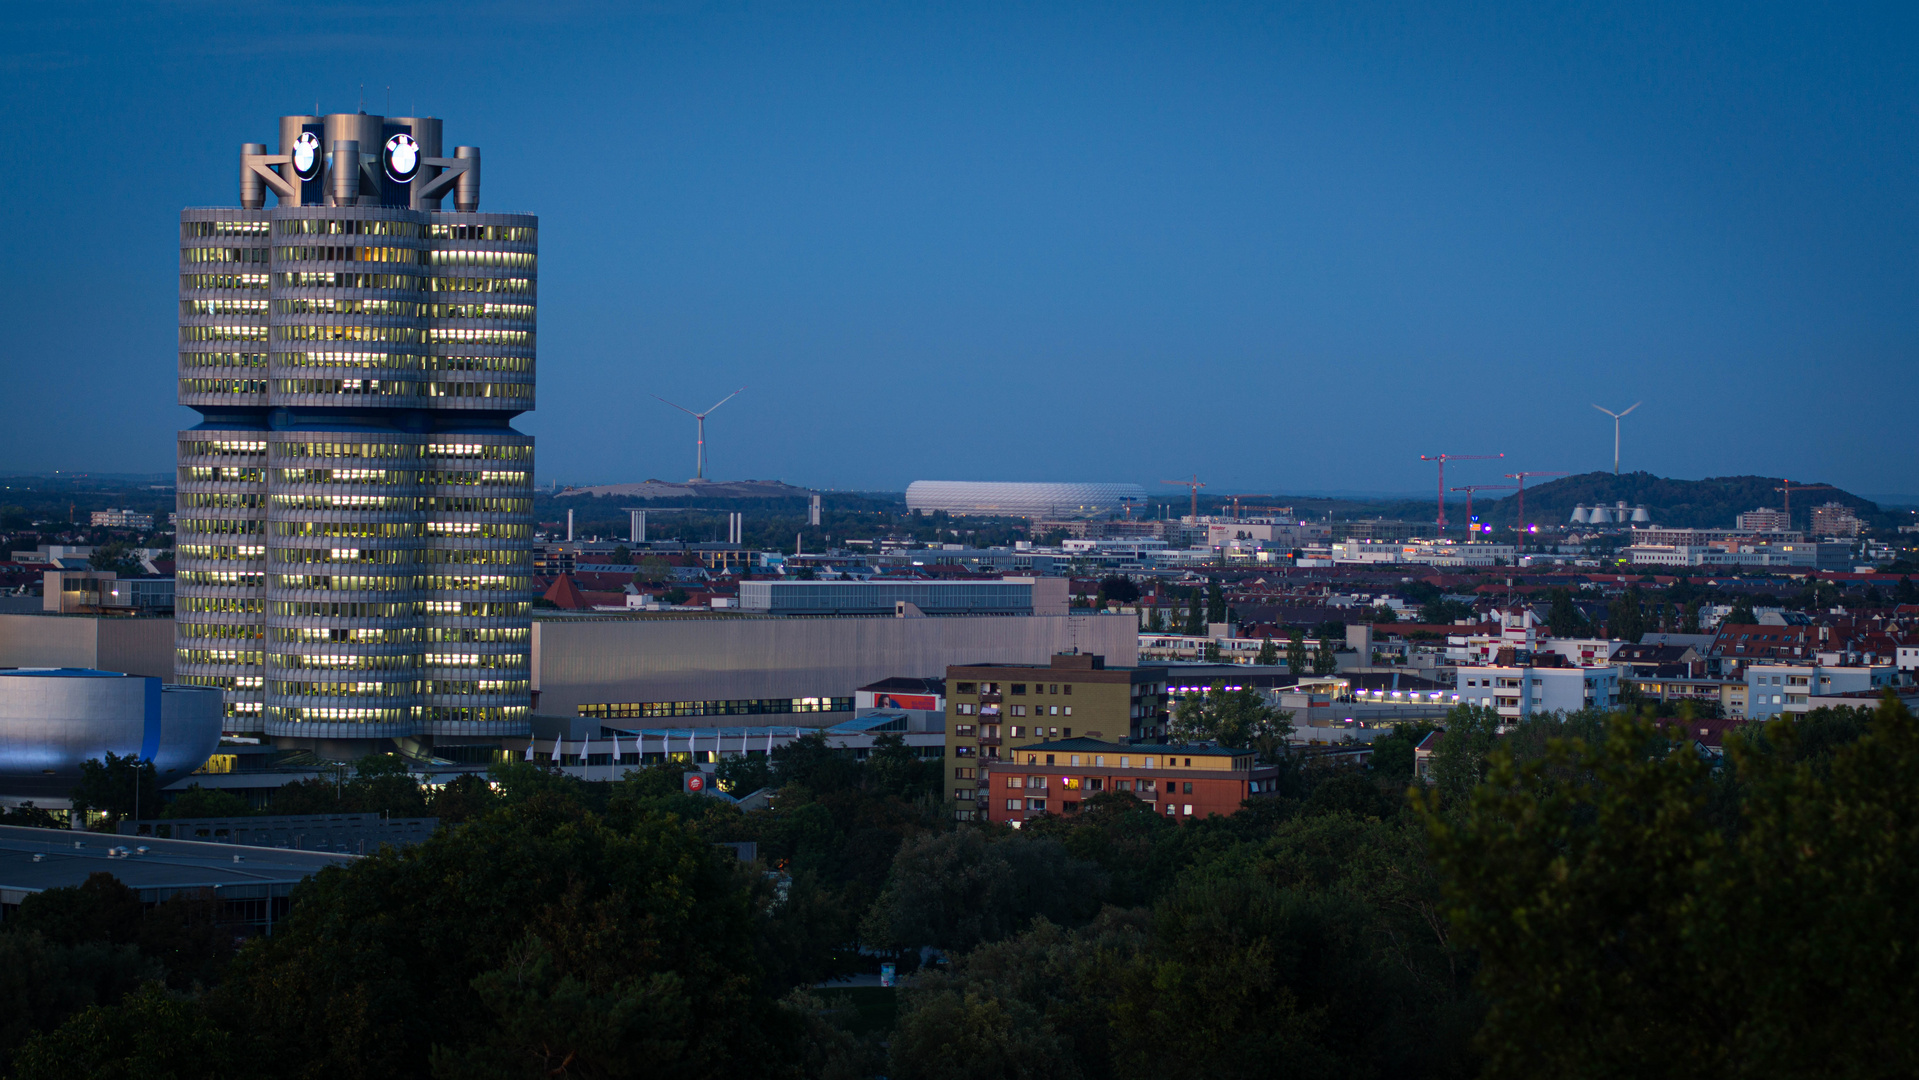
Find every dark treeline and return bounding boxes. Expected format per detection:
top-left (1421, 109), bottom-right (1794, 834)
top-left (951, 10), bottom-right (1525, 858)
top-left (8, 696), bottom-right (1918, 1078)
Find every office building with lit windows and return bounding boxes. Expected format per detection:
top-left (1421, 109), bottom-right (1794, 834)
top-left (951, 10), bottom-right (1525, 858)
top-left (175, 112), bottom-right (535, 754)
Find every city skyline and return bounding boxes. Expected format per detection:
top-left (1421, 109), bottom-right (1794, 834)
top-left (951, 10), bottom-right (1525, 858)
top-left (2, 3), bottom-right (1915, 494)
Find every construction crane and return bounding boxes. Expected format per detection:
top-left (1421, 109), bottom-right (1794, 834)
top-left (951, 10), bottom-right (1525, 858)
top-left (1449, 484), bottom-right (1516, 536)
top-left (1420, 453), bottom-right (1503, 532)
top-left (1503, 472), bottom-right (1569, 543)
top-left (1162, 475), bottom-right (1206, 520)
top-left (1773, 480), bottom-right (1837, 527)
top-left (1218, 494), bottom-right (1280, 522)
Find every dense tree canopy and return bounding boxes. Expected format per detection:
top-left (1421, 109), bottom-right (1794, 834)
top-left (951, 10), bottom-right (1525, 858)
top-left (21, 692), bottom-right (1919, 1078)
top-left (1170, 683), bottom-right (1292, 755)
top-left (1423, 692), bottom-right (1919, 1079)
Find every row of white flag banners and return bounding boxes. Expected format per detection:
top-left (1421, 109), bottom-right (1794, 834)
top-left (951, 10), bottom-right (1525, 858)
top-left (524, 727), bottom-right (808, 764)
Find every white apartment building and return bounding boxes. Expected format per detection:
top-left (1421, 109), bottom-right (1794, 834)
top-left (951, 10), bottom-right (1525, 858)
top-left (1205, 521), bottom-right (1331, 550)
top-left (1456, 664), bottom-right (1620, 721)
top-left (1330, 540), bottom-right (1514, 567)
top-left (89, 508), bottom-right (155, 530)
top-left (1447, 607), bottom-right (1540, 665)
top-left (1541, 637), bottom-right (1621, 668)
top-left (1744, 663), bottom-right (1896, 719)
top-left (1629, 542), bottom-right (1855, 571)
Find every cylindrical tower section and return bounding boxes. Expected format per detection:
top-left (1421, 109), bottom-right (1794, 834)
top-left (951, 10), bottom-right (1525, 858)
top-left (263, 204), bottom-right (430, 742)
top-left (393, 117), bottom-right (444, 211)
top-left (278, 115), bottom-right (323, 209)
top-left (268, 206), bottom-right (427, 410)
top-left (419, 209), bottom-right (535, 737)
top-left (179, 209), bottom-right (270, 412)
top-left (454, 147), bottom-right (481, 212)
top-left (240, 143), bottom-right (267, 209)
top-left (264, 430), bottom-right (424, 740)
top-left (328, 141), bottom-right (361, 205)
top-left (174, 428), bottom-right (268, 731)
top-left (322, 113), bottom-right (383, 208)
top-left (424, 213), bottom-right (537, 414)
top-left (279, 116), bottom-right (321, 159)
top-left (419, 431), bottom-right (535, 735)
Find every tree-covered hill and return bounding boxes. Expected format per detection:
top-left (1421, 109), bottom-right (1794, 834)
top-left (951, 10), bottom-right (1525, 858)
top-left (1474, 471), bottom-right (1886, 531)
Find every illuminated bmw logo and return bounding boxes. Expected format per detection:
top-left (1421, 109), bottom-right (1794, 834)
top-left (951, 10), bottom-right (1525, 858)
top-left (384, 134), bottom-right (420, 183)
top-left (291, 131), bottom-right (322, 182)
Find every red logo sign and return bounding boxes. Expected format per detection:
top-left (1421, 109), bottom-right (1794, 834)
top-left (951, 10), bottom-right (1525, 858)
top-left (685, 774), bottom-right (705, 791)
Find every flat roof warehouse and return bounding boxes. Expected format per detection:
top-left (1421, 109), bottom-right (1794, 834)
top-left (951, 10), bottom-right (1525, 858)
top-left (0, 824), bottom-right (353, 930)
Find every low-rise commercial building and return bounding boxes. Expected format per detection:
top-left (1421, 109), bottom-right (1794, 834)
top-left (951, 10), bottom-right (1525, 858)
top-left (985, 737), bottom-right (1279, 824)
top-left (1628, 541), bottom-right (1855, 571)
top-left (539, 610), bottom-right (1137, 735)
top-left (42, 571), bottom-right (174, 615)
top-left (0, 823), bottom-right (350, 929)
top-left (737, 577), bottom-right (1066, 616)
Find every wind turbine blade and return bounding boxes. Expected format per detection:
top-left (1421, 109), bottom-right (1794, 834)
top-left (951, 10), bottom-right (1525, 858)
top-left (1592, 404), bottom-right (1617, 418)
top-left (1620, 401), bottom-right (1642, 416)
top-left (704, 386), bottom-right (748, 414)
top-left (652, 394), bottom-right (699, 417)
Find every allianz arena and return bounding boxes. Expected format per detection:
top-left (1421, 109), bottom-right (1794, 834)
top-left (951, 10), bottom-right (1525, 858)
top-left (0, 670), bottom-right (222, 803)
top-left (905, 481), bottom-right (1149, 518)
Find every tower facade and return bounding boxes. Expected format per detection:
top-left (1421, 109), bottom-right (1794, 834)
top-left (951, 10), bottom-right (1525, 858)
top-left (175, 113), bottom-right (535, 753)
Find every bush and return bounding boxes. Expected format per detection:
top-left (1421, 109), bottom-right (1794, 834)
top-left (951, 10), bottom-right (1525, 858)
top-left (161, 784), bottom-right (251, 819)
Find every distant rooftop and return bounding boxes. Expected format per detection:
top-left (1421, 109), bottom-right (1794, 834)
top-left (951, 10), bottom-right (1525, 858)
top-left (1018, 737), bottom-right (1247, 757)
top-left (0, 823), bottom-right (354, 912)
top-left (0, 667), bottom-right (136, 679)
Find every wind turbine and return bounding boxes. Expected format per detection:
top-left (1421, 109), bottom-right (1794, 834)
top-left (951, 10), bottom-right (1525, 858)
top-left (654, 387), bottom-right (746, 482)
top-left (1592, 402), bottom-right (1641, 476)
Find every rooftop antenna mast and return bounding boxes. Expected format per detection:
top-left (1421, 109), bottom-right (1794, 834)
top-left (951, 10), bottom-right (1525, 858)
top-left (653, 387), bottom-right (746, 482)
top-left (1592, 402), bottom-right (1641, 476)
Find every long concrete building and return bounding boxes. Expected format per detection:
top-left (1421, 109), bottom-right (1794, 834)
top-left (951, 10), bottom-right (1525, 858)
top-left (537, 612), bottom-right (1138, 727)
top-left (0, 614), bottom-right (174, 679)
top-left (1, 610), bottom-right (1138, 737)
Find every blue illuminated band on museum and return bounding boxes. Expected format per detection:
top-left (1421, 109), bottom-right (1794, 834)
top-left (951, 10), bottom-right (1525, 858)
top-left (175, 112), bottom-right (535, 748)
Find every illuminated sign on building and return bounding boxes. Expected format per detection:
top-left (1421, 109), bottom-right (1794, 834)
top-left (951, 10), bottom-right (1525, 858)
top-left (383, 133), bottom-right (419, 183)
top-left (291, 131), bottom-right (323, 182)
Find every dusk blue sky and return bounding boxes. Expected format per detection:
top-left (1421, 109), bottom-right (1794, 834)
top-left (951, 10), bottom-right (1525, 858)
top-left (2, 2), bottom-right (1914, 498)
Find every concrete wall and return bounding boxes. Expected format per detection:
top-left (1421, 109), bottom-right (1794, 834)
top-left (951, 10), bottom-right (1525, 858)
top-left (0, 615), bottom-right (175, 679)
top-left (533, 613), bottom-right (1137, 722)
top-left (97, 619), bottom-right (178, 679)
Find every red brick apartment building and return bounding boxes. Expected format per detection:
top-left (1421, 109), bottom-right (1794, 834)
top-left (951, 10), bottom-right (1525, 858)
top-left (986, 737), bottom-right (1282, 824)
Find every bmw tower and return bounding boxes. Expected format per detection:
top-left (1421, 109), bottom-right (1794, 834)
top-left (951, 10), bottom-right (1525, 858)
top-left (175, 113), bottom-right (535, 759)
